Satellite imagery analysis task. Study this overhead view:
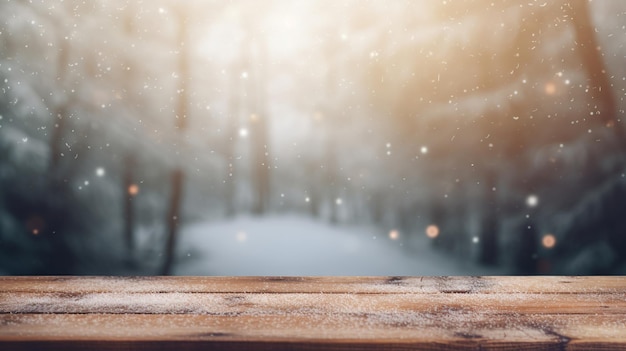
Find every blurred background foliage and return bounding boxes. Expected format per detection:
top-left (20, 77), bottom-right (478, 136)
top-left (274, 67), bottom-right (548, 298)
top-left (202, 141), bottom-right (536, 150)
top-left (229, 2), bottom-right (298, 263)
top-left (1, 0), bottom-right (625, 275)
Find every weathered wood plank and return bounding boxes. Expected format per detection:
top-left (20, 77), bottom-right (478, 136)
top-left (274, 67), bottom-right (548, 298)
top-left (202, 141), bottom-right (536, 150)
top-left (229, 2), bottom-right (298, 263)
top-left (2, 313), bottom-right (626, 350)
top-left (2, 291), bottom-right (626, 315)
top-left (2, 276), bottom-right (624, 294)
top-left (0, 276), bottom-right (625, 350)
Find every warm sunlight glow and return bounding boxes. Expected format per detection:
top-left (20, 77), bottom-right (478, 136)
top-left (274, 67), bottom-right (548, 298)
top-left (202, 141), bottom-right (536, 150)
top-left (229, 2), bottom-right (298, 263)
top-left (1, 0), bottom-right (622, 276)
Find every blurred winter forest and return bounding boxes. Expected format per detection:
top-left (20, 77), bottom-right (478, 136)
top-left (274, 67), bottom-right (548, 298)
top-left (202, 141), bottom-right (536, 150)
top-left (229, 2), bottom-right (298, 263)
top-left (1, 0), bottom-right (625, 275)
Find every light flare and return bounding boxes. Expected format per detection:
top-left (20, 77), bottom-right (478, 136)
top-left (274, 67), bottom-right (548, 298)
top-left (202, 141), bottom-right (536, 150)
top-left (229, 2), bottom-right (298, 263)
top-left (425, 225), bottom-right (439, 239)
top-left (542, 234), bottom-right (556, 249)
top-left (128, 184), bottom-right (140, 196)
top-left (526, 195), bottom-right (539, 207)
top-left (389, 230), bottom-right (399, 240)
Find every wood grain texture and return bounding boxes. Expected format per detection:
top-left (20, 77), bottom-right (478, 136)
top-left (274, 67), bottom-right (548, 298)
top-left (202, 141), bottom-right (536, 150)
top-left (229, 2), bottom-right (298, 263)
top-left (0, 276), bottom-right (625, 350)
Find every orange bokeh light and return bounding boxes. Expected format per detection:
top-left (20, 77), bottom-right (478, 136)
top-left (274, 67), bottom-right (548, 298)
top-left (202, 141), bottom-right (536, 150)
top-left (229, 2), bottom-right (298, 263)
top-left (425, 225), bottom-right (439, 239)
top-left (389, 230), bottom-right (399, 240)
top-left (544, 82), bottom-right (556, 95)
top-left (542, 234), bottom-right (556, 249)
top-left (128, 184), bottom-right (140, 196)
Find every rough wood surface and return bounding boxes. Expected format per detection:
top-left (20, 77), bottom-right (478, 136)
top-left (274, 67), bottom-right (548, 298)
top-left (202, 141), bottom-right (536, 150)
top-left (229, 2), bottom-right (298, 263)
top-left (0, 276), bottom-right (625, 350)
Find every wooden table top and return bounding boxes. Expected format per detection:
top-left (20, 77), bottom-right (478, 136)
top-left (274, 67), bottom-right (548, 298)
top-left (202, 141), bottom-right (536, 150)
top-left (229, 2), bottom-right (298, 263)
top-left (1, 276), bottom-right (625, 350)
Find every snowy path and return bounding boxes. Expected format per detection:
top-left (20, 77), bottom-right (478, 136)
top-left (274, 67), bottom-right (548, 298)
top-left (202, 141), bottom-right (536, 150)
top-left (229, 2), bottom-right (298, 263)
top-left (174, 215), bottom-right (502, 276)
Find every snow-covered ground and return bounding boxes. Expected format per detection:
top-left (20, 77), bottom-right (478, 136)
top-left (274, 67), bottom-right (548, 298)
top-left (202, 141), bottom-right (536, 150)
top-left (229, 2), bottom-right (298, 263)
top-left (174, 215), bottom-right (503, 276)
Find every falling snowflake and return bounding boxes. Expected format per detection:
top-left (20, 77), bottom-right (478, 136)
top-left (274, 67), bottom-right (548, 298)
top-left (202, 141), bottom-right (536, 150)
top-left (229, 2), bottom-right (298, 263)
top-left (526, 195), bottom-right (539, 208)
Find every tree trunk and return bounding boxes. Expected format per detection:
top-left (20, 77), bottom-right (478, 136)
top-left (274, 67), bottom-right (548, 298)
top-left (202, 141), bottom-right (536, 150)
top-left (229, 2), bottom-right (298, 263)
top-left (429, 201), bottom-right (445, 249)
top-left (250, 119), bottom-right (270, 215)
top-left (325, 136), bottom-right (339, 224)
top-left (122, 10), bottom-right (137, 265)
top-left (49, 39), bottom-right (70, 173)
top-left (123, 154), bottom-right (136, 263)
top-left (250, 35), bottom-right (271, 215)
top-left (224, 61), bottom-right (241, 217)
top-left (323, 35), bottom-right (340, 225)
top-left (569, 0), bottom-right (619, 134)
top-left (308, 191), bottom-right (319, 217)
top-left (161, 169), bottom-right (184, 276)
top-left (515, 218), bottom-right (539, 275)
top-left (161, 10), bottom-right (188, 275)
top-left (479, 169), bottom-right (499, 266)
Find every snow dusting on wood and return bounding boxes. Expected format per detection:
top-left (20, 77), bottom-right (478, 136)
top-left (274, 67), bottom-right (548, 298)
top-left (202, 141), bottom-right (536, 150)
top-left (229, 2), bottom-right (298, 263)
top-left (1, 276), bottom-right (625, 350)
